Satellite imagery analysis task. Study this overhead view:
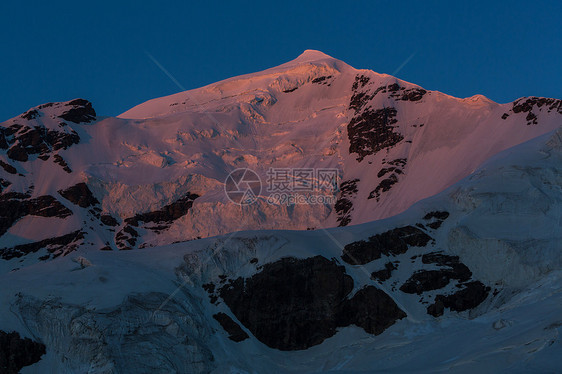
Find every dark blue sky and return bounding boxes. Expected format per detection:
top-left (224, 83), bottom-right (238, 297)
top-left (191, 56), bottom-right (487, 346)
top-left (1, 1), bottom-right (560, 120)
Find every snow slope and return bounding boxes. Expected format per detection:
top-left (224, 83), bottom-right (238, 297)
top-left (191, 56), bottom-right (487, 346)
top-left (0, 124), bottom-right (560, 373)
top-left (0, 50), bottom-right (560, 260)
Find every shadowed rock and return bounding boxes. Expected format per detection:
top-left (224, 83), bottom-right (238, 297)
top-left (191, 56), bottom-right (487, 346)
top-left (0, 230), bottom-right (84, 260)
top-left (212, 313), bottom-right (249, 342)
top-left (342, 226), bottom-right (432, 265)
top-left (100, 214), bottom-right (119, 227)
top-left (58, 99), bottom-right (97, 123)
top-left (125, 193), bottom-right (199, 227)
top-left (422, 211), bottom-right (450, 221)
top-left (53, 154), bottom-right (72, 173)
top-left (218, 256), bottom-right (405, 350)
top-left (58, 183), bottom-right (100, 208)
top-left (0, 160), bottom-right (17, 175)
top-left (335, 179), bottom-right (359, 227)
top-left (427, 281), bottom-right (490, 317)
top-left (0, 194), bottom-right (73, 236)
top-left (347, 107), bottom-right (402, 161)
top-left (401, 252), bottom-right (473, 294)
top-left (338, 286), bottom-right (406, 335)
top-left (368, 174), bottom-right (399, 201)
top-left (0, 330), bottom-right (45, 374)
top-left (371, 262), bottom-right (397, 282)
top-left (2, 123), bottom-right (80, 162)
top-left (0, 179), bottom-right (11, 193)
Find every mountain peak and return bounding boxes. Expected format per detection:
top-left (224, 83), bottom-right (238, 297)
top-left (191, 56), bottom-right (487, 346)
top-left (293, 49), bottom-right (335, 63)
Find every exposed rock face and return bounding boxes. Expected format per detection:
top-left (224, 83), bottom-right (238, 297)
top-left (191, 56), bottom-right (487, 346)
top-left (0, 230), bottom-right (84, 260)
top-left (0, 122), bottom-right (80, 162)
top-left (124, 193), bottom-right (199, 228)
top-left (115, 225), bottom-right (139, 250)
top-left (427, 281), bottom-right (491, 317)
top-left (58, 99), bottom-right (96, 124)
top-left (422, 210), bottom-right (450, 229)
top-left (335, 179), bottom-right (359, 226)
top-left (115, 192), bottom-right (200, 249)
top-left (423, 211), bottom-right (450, 221)
top-left (0, 100), bottom-right (93, 167)
top-left (212, 313), bottom-right (249, 342)
top-left (58, 182), bottom-right (100, 208)
top-left (371, 262), bottom-right (398, 282)
top-left (0, 193), bottom-right (73, 236)
top-left (0, 179), bottom-right (11, 193)
top-left (400, 252), bottom-right (472, 294)
top-left (369, 173), bottom-right (398, 201)
top-left (371, 83), bottom-right (427, 102)
top-left (218, 256), bottom-right (405, 351)
top-left (100, 214), bottom-right (119, 227)
top-left (219, 256), bottom-right (352, 350)
top-left (0, 330), bottom-right (46, 374)
top-left (503, 97), bottom-right (562, 125)
top-left (52, 154), bottom-right (72, 173)
top-left (0, 160), bottom-right (17, 174)
top-left (311, 75), bottom-right (333, 85)
top-left (347, 76), bottom-right (429, 162)
top-left (368, 158), bottom-right (407, 201)
top-left (401, 269), bottom-right (465, 295)
top-left (347, 106), bottom-right (402, 161)
top-left (337, 286), bottom-right (406, 335)
top-left (342, 226), bottom-right (432, 265)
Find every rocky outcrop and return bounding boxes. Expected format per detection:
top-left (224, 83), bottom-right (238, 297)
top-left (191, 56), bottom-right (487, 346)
top-left (58, 182), bottom-right (100, 208)
top-left (423, 211), bottom-right (450, 220)
top-left (427, 281), bottom-right (491, 317)
top-left (58, 99), bottom-right (96, 124)
top-left (368, 158), bottom-right (407, 201)
top-left (422, 211), bottom-right (450, 229)
top-left (347, 106), bottom-right (402, 161)
top-left (212, 313), bottom-right (249, 342)
top-left (337, 286), bottom-right (406, 335)
top-left (100, 214), bottom-right (119, 227)
top-left (348, 75), bottom-right (406, 161)
top-left (371, 83), bottom-right (427, 102)
top-left (371, 262), bottom-right (398, 282)
top-left (124, 193), bottom-right (199, 228)
top-left (0, 160), bottom-right (17, 174)
top-left (52, 154), bottom-right (72, 173)
top-left (115, 192), bottom-right (200, 249)
top-left (0, 100), bottom-right (93, 165)
top-left (335, 179), bottom-right (359, 226)
top-left (400, 268), bottom-right (468, 295)
top-left (0, 178), bottom-right (11, 194)
top-left (0, 230), bottom-right (84, 260)
top-left (311, 75), bottom-right (333, 85)
top-left (0, 330), bottom-right (46, 374)
top-left (0, 122), bottom-right (80, 162)
top-left (342, 225), bottom-right (432, 265)
top-left (115, 225), bottom-right (139, 250)
top-left (218, 256), bottom-right (405, 351)
top-left (503, 97), bottom-right (562, 125)
top-left (369, 173), bottom-right (398, 201)
top-left (400, 252), bottom-right (472, 294)
top-left (0, 193), bottom-right (73, 236)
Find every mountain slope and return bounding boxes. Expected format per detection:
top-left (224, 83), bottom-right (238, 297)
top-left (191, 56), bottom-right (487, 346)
top-left (0, 50), bottom-right (560, 268)
top-left (0, 125), bottom-right (560, 373)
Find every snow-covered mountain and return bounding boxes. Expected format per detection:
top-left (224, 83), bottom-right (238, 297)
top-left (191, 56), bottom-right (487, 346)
top-left (0, 50), bottom-right (561, 373)
top-left (1, 50), bottom-right (560, 257)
